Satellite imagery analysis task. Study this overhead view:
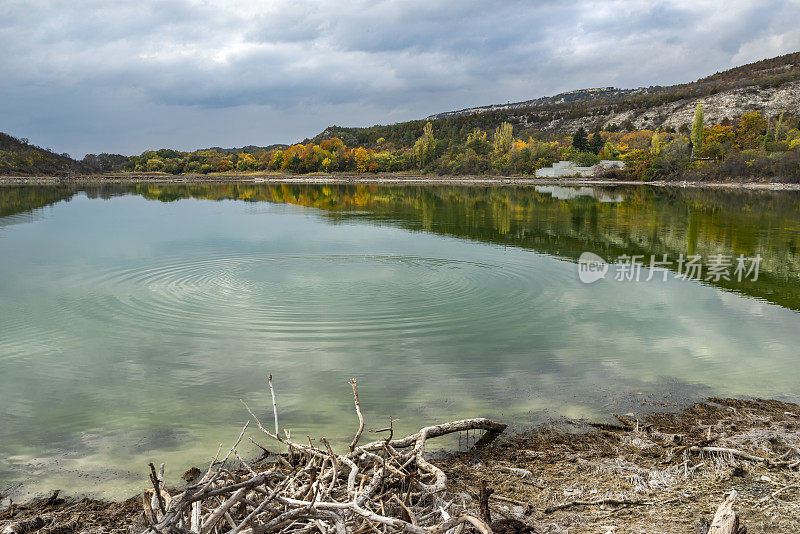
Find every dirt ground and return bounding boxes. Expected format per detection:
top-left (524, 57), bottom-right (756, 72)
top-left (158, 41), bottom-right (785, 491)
top-left (440, 397), bottom-right (800, 533)
top-left (2, 397), bottom-right (799, 533)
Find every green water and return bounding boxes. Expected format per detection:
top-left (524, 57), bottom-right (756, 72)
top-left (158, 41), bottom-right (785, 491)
top-left (1, 183), bottom-right (800, 501)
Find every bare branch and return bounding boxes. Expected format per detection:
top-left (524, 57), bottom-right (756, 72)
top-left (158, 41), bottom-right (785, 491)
top-left (349, 378), bottom-right (365, 452)
top-left (141, 385), bottom-right (506, 534)
top-left (268, 374), bottom-right (279, 436)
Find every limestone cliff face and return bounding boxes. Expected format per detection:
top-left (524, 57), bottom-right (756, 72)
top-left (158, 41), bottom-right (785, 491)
top-left (582, 80), bottom-right (800, 132)
top-left (425, 52), bottom-right (800, 133)
top-left (430, 80), bottom-right (800, 134)
top-left (426, 87), bottom-right (639, 120)
top-left (317, 52), bottom-right (800, 144)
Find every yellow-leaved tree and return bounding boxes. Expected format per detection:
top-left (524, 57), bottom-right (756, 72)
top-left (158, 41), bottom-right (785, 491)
top-left (493, 122), bottom-right (513, 153)
top-left (691, 103), bottom-right (704, 157)
top-left (650, 132), bottom-right (662, 156)
top-left (413, 122), bottom-right (436, 170)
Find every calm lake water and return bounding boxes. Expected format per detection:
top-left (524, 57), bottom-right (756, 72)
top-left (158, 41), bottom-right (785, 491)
top-left (2, 183), bottom-right (800, 500)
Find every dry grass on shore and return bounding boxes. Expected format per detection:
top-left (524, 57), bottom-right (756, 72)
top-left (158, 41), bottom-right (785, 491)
top-left (2, 397), bottom-right (800, 533)
top-left (441, 397), bottom-right (800, 533)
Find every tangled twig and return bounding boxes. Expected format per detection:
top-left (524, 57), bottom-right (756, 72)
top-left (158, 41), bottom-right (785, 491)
top-left (140, 377), bottom-right (505, 533)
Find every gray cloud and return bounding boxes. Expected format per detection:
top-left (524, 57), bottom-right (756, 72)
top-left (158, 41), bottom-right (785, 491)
top-left (1, 0), bottom-right (799, 157)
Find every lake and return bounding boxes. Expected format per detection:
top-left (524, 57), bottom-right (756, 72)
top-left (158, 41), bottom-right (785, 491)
top-left (2, 182), bottom-right (800, 500)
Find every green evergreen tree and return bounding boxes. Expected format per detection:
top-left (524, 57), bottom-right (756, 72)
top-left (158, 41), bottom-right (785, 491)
top-left (572, 127), bottom-right (589, 151)
top-left (775, 111), bottom-right (785, 141)
top-left (589, 131), bottom-right (604, 154)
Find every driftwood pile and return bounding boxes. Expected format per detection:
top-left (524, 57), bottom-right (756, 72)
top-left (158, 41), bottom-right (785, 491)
top-left (140, 378), bottom-right (506, 534)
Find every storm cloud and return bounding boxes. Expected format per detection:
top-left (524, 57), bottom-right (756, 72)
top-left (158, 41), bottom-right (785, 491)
top-left (1, 0), bottom-right (799, 156)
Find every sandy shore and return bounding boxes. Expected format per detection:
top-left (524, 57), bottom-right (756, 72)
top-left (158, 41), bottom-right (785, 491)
top-left (2, 173), bottom-right (800, 190)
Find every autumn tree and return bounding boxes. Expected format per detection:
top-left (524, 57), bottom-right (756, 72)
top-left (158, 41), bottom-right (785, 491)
top-left (736, 111), bottom-right (767, 149)
top-left (353, 147), bottom-right (371, 173)
top-left (320, 137), bottom-right (345, 153)
top-left (269, 150), bottom-right (284, 170)
top-left (650, 132), bottom-right (662, 155)
top-left (704, 124), bottom-right (735, 145)
top-left (413, 122), bottom-right (436, 169)
top-left (601, 141), bottom-right (620, 159)
top-left (691, 103), bottom-right (704, 157)
top-left (146, 158), bottom-right (164, 172)
top-left (235, 153), bottom-right (257, 171)
top-left (493, 122), bottom-right (513, 153)
top-left (617, 131), bottom-right (654, 151)
top-left (465, 128), bottom-right (491, 155)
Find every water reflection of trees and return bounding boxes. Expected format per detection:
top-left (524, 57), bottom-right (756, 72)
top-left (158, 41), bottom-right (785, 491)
top-left (3, 183), bottom-right (800, 311)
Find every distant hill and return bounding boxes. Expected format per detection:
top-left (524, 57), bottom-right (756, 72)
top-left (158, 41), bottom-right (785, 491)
top-left (198, 144), bottom-right (288, 155)
top-left (314, 51), bottom-right (800, 146)
top-left (0, 133), bottom-right (88, 176)
top-left (425, 87), bottom-right (642, 120)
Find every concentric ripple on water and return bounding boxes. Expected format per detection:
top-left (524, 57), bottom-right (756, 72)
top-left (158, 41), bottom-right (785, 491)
top-left (75, 254), bottom-right (552, 341)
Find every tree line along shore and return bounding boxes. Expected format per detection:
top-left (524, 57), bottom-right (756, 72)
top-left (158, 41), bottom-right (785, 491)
top-left (3, 106), bottom-right (800, 184)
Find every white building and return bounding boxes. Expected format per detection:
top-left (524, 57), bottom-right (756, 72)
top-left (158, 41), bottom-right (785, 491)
top-left (535, 160), bottom-right (625, 178)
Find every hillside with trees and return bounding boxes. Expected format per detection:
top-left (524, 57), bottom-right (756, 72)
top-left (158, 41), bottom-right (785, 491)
top-left (2, 52), bottom-right (800, 182)
top-left (315, 52), bottom-right (800, 147)
top-left (0, 133), bottom-right (88, 176)
top-left (113, 103), bottom-right (800, 182)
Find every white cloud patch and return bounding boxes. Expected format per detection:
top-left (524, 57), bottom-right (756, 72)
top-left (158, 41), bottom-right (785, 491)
top-left (1, 0), bottom-right (799, 156)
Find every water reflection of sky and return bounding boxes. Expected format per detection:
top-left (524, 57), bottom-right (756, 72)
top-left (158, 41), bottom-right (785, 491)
top-left (0, 186), bottom-right (799, 502)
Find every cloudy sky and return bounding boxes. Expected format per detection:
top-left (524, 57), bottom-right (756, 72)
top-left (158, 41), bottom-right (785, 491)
top-left (1, 0), bottom-right (799, 157)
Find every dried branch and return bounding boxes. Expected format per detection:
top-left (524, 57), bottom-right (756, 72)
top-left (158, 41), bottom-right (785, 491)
top-left (544, 497), bottom-right (648, 514)
top-left (140, 378), bottom-right (504, 534)
top-left (148, 463), bottom-right (166, 515)
top-left (349, 378), bottom-right (365, 452)
top-left (268, 374), bottom-right (279, 436)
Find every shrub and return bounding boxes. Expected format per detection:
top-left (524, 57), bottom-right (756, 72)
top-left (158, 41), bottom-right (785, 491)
top-left (572, 151), bottom-right (600, 167)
